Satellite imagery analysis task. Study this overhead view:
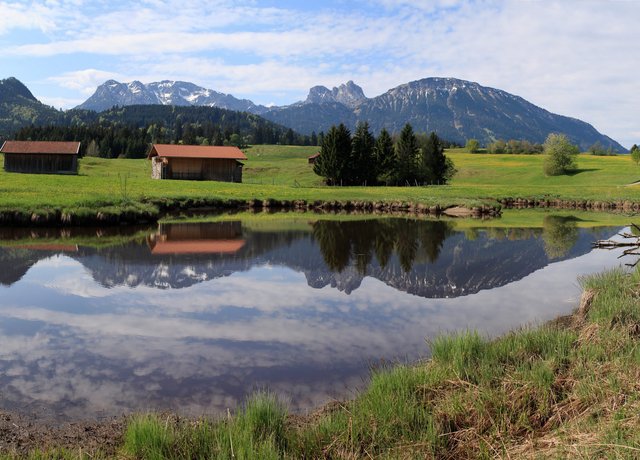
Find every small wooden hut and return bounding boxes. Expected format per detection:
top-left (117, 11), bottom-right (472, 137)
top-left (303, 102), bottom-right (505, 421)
top-left (308, 153), bottom-right (320, 164)
top-left (148, 144), bottom-right (247, 182)
top-left (1, 140), bottom-right (80, 174)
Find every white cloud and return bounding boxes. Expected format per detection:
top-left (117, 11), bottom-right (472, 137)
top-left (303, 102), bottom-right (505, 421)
top-left (0, 2), bottom-right (57, 34)
top-left (2, 0), bottom-right (639, 146)
top-left (48, 69), bottom-right (124, 95)
top-left (38, 96), bottom-right (85, 110)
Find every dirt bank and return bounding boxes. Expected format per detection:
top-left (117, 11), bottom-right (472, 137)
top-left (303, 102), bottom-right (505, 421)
top-left (0, 411), bottom-right (124, 457)
top-left (0, 198), bottom-right (502, 227)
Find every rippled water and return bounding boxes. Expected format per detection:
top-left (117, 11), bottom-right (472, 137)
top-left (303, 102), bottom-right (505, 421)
top-left (0, 214), bottom-right (627, 420)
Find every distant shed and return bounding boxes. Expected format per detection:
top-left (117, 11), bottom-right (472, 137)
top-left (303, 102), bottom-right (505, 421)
top-left (308, 152), bottom-right (320, 164)
top-left (148, 144), bottom-right (247, 182)
top-left (1, 140), bottom-right (80, 174)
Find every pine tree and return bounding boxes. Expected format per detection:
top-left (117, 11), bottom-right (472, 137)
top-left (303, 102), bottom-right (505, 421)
top-left (285, 128), bottom-right (295, 145)
top-left (213, 132), bottom-right (224, 146)
top-left (351, 122), bottom-right (376, 185)
top-left (374, 128), bottom-right (396, 185)
top-left (395, 124), bottom-right (419, 185)
top-left (313, 124), bottom-right (352, 185)
top-left (420, 132), bottom-right (448, 184)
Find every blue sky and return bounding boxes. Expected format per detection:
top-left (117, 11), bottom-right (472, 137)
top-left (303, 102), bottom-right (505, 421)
top-left (0, 0), bottom-right (638, 147)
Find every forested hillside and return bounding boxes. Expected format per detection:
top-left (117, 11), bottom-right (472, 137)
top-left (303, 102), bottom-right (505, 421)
top-left (13, 105), bottom-right (309, 158)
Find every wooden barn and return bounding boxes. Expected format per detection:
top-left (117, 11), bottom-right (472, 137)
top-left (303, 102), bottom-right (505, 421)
top-left (1, 140), bottom-right (80, 174)
top-left (148, 144), bottom-right (247, 182)
top-left (308, 153), bottom-right (320, 164)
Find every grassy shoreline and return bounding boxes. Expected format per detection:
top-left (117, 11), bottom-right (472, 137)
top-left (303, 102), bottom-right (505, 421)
top-left (2, 150), bottom-right (640, 226)
top-left (2, 267), bottom-right (640, 458)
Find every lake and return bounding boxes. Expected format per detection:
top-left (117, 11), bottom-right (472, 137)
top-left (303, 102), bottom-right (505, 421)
top-left (0, 212), bottom-right (628, 421)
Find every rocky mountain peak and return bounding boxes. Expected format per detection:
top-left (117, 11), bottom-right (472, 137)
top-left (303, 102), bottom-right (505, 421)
top-left (334, 80), bottom-right (367, 107)
top-left (304, 81), bottom-right (367, 108)
top-left (128, 80), bottom-right (145, 89)
top-left (304, 85), bottom-right (334, 105)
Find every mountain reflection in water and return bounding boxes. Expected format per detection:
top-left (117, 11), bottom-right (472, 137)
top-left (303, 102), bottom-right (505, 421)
top-left (0, 216), bottom-right (626, 420)
top-left (0, 216), bottom-right (605, 296)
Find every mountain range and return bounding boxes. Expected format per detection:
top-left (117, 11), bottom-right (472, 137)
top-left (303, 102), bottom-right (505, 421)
top-left (77, 79), bottom-right (269, 114)
top-left (0, 76), bottom-right (626, 151)
top-left (77, 77), bottom-right (625, 151)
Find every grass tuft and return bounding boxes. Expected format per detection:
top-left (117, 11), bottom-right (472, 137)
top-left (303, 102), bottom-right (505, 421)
top-left (123, 414), bottom-right (174, 460)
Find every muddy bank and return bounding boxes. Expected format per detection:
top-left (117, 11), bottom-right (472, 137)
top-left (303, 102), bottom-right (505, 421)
top-left (500, 197), bottom-right (640, 212)
top-left (3, 194), bottom-right (639, 228)
top-left (0, 411), bottom-right (124, 457)
top-left (0, 198), bottom-right (502, 227)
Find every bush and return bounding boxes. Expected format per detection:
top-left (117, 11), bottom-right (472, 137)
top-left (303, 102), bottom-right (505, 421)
top-left (630, 144), bottom-right (640, 165)
top-left (465, 138), bottom-right (479, 153)
top-left (543, 133), bottom-right (579, 176)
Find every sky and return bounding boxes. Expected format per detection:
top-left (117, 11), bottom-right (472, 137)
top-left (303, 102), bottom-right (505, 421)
top-left (0, 0), bottom-right (638, 148)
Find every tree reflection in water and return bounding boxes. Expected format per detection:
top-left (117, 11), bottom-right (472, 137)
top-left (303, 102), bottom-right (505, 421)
top-left (542, 215), bottom-right (580, 259)
top-left (312, 219), bottom-right (455, 274)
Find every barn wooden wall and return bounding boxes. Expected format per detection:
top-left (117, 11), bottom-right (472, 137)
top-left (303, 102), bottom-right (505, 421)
top-left (154, 157), bottom-right (243, 182)
top-left (4, 154), bottom-right (78, 174)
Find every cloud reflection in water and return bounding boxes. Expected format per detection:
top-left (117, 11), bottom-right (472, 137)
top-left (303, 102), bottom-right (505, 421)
top-left (0, 219), bottom-right (627, 420)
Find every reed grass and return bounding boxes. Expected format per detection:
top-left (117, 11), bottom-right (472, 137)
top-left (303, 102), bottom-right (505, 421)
top-left (122, 392), bottom-right (287, 459)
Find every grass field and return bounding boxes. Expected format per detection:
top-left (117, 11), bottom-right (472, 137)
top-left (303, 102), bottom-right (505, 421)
top-left (1, 147), bottom-right (640, 218)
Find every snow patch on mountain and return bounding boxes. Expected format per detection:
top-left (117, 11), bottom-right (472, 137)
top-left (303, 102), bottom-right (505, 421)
top-left (77, 80), bottom-right (269, 113)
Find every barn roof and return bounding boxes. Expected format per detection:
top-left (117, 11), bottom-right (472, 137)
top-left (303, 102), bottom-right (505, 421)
top-left (0, 141), bottom-right (80, 155)
top-left (148, 144), bottom-right (247, 160)
top-left (150, 239), bottom-right (246, 255)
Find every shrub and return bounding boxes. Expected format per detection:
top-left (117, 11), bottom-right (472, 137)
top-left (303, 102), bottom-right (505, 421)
top-left (465, 138), bottom-right (479, 153)
top-left (543, 133), bottom-right (579, 176)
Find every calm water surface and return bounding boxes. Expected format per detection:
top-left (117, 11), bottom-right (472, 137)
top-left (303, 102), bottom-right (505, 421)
top-left (0, 214), bottom-right (627, 420)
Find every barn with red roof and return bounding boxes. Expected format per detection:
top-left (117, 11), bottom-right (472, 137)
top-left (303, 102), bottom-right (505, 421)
top-left (148, 144), bottom-right (247, 182)
top-left (1, 140), bottom-right (80, 174)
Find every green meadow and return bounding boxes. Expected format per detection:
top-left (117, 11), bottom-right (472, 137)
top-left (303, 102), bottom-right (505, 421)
top-left (1, 147), bottom-right (640, 217)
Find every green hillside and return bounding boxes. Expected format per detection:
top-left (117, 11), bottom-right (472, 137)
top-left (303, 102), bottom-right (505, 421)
top-left (0, 78), bottom-right (62, 140)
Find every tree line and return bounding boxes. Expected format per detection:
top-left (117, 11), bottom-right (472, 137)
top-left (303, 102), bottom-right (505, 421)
top-left (12, 104), bottom-right (318, 158)
top-left (466, 138), bottom-right (544, 154)
top-left (313, 122), bottom-right (456, 186)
